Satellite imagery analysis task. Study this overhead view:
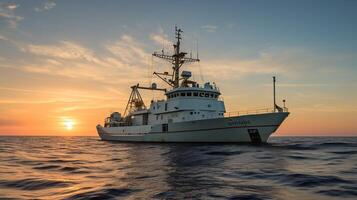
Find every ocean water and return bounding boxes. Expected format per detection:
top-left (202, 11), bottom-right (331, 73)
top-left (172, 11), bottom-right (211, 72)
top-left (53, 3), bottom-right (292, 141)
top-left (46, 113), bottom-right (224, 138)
top-left (0, 137), bottom-right (356, 200)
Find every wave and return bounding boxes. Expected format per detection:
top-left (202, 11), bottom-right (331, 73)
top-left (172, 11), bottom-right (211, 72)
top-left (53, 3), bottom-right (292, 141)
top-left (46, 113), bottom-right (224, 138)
top-left (0, 178), bottom-right (73, 190)
top-left (65, 188), bottom-right (138, 200)
top-left (1, 136), bottom-right (357, 200)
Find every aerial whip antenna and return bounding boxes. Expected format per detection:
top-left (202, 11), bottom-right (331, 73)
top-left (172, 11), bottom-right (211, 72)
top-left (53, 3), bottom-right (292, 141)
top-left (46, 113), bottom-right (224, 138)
top-left (196, 39), bottom-right (199, 60)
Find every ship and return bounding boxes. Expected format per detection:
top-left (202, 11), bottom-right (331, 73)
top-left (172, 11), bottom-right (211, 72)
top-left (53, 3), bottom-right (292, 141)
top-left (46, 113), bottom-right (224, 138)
top-left (96, 27), bottom-right (289, 143)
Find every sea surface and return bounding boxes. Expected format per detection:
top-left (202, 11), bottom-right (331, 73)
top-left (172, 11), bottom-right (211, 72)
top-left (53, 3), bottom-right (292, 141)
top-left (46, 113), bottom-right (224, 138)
top-left (0, 137), bottom-right (356, 200)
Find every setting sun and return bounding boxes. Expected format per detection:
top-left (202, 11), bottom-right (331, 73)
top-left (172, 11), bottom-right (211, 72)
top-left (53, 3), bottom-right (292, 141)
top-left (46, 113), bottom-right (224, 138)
top-left (63, 119), bottom-right (75, 130)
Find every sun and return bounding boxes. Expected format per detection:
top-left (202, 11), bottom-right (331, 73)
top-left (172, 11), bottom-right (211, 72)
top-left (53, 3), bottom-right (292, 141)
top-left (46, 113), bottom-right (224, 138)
top-left (63, 119), bottom-right (75, 130)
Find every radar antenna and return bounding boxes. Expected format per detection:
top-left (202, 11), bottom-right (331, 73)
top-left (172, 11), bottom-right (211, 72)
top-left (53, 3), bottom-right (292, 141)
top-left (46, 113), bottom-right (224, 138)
top-left (152, 26), bottom-right (200, 88)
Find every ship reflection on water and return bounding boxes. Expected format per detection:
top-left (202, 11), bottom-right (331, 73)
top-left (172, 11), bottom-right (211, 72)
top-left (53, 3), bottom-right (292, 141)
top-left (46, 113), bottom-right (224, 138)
top-left (0, 136), bottom-right (356, 199)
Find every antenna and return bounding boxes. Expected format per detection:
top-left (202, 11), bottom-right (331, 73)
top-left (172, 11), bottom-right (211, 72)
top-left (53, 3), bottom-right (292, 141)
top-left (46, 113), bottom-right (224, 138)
top-left (152, 26), bottom-right (200, 88)
top-left (273, 76), bottom-right (276, 112)
top-left (196, 39), bottom-right (199, 60)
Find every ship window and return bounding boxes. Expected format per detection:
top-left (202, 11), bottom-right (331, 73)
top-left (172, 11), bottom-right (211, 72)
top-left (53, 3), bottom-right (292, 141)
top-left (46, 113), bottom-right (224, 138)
top-left (210, 93), bottom-right (214, 98)
top-left (205, 93), bottom-right (209, 97)
top-left (190, 112), bottom-right (193, 115)
top-left (199, 93), bottom-right (204, 97)
top-left (180, 92), bottom-right (186, 96)
top-left (187, 92), bottom-right (192, 96)
top-left (214, 94), bottom-right (218, 98)
top-left (165, 103), bottom-right (168, 111)
top-left (193, 92), bottom-right (198, 96)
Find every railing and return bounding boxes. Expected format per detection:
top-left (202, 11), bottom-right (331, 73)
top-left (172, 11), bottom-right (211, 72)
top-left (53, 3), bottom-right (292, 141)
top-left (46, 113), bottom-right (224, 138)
top-left (226, 107), bottom-right (288, 117)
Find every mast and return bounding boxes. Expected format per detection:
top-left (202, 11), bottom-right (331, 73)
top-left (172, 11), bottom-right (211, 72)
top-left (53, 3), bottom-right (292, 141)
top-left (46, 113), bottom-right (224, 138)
top-left (152, 26), bottom-right (200, 88)
top-left (273, 76), bottom-right (276, 112)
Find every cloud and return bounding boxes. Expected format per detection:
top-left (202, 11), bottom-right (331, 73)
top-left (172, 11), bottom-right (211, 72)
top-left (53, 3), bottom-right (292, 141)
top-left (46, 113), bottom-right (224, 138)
top-left (24, 41), bottom-right (101, 63)
top-left (0, 86), bottom-right (118, 101)
top-left (35, 0), bottom-right (56, 12)
top-left (0, 33), bottom-right (23, 47)
top-left (150, 28), bottom-right (172, 47)
top-left (189, 46), bottom-right (355, 82)
top-left (201, 25), bottom-right (218, 33)
top-left (1, 3), bottom-right (19, 10)
top-left (19, 35), bottom-right (152, 86)
top-left (0, 2), bottom-right (23, 28)
top-left (106, 34), bottom-right (149, 65)
top-left (0, 33), bottom-right (7, 41)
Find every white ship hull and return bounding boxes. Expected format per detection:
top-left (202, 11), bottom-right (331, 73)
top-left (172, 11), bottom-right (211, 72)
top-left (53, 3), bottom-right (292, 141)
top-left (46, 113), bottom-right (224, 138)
top-left (96, 112), bottom-right (289, 143)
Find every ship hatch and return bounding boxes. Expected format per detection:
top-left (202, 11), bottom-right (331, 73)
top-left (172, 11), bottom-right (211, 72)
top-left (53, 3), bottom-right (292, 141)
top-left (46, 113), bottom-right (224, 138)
top-left (143, 113), bottom-right (149, 125)
top-left (162, 124), bottom-right (168, 132)
top-left (248, 129), bottom-right (261, 143)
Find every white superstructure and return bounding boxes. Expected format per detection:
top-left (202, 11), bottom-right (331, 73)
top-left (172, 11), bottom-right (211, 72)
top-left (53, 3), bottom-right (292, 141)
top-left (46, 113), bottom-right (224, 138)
top-left (97, 27), bottom-right (289, 143)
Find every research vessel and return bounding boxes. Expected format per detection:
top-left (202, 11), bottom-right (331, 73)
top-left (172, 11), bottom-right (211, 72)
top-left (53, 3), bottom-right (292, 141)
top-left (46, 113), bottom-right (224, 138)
top-left (97, 27), bottom-right (289, 143)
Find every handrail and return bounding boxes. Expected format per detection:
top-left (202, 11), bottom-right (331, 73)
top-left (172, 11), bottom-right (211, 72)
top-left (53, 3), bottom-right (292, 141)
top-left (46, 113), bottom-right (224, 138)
top-left (226, 107), bottom-right (288, 117)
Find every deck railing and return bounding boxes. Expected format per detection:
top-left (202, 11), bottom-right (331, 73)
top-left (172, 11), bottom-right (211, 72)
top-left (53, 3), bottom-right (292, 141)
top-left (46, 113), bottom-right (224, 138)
top-left (226, 107), bottom-right (288, 117)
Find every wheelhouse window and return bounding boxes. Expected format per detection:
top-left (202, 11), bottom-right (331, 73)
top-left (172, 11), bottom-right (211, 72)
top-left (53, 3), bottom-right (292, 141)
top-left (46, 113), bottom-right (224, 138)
top-left (210, 93), bottom-right (214, 98)
top-left (205, 93), bottom-right (209, 97)
top-left (187, 92), bottom-right (192, 96)
top-left (199, 93), bottom-right (204, 97)
top-left (180, 92), bottom-right (186, 96)
top-left (193, 92), bottom-right (198, 96)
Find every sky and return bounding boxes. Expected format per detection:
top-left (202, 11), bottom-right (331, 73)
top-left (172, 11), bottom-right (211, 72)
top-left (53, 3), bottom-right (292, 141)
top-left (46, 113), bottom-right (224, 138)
top-left (0, 0), bottom-right (356, 136)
